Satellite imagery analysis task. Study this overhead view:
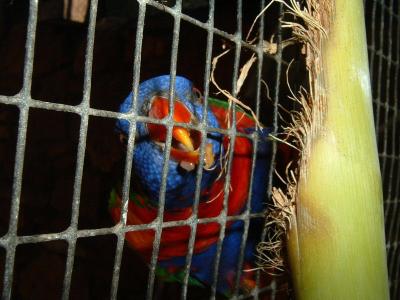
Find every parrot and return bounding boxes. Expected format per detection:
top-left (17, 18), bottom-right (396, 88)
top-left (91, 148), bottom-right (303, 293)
top-left (109, 75), bottom-right (271, 297)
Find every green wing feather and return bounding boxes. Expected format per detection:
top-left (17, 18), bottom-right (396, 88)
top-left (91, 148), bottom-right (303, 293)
top-left (207, 97), bottom-right (252, 118)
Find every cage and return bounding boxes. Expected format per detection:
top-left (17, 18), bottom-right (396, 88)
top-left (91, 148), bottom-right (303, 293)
top-left (0, 0), bottom-right (398, 299)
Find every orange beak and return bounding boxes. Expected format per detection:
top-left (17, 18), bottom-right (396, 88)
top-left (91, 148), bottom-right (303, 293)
top-left (146, 96), bottom-right (215, 170)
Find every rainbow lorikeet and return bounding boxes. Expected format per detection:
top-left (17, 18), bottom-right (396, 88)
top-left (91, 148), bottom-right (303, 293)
top-left (109, 75), bottom-right (271, 296)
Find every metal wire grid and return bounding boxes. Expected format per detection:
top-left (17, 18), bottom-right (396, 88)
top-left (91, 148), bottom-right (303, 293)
top-left (366, 0), bottom-right (400, 298)
top-left (0, 0), bottom-right (283, 299)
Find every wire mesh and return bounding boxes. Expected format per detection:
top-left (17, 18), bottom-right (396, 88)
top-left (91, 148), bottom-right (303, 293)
top-left (0, 0), bottom-right (283, 299)
top-left (0, 0), bottom-right (398, 299)
top-left (365, 0), bottom-right (400, 298)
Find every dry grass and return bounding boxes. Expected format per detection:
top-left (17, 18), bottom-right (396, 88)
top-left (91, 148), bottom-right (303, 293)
top-left (251, 0), bottom-right (332, 273)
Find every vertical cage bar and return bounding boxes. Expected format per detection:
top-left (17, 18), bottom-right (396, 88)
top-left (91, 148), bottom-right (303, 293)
top-left (209, 0), bottom-right (242, 298)
top-left (145, 1), bottom-right (183, 298)
top-left (387, 3), bottom-right (400, 297)
top-left (381, 1), bottom-right (393, 160)
top-left (232, 0), bottom-right (267, 297)
top-left (375, 1), bottom-right (386, 164)
top-left (379, 0), bottom-right (392, 236)
top-left (109, 2), bottom-right (147, 299)
top-left (180, 1), bottom-right (216, 299)
top-left (61, 1), bottom-right (98, 299)
top-left (384, 0), bottom-right (396, 281)
top-left (255, 2), bottom-right (283, 299)
top-left (1, 0), bottom-right (39, 298)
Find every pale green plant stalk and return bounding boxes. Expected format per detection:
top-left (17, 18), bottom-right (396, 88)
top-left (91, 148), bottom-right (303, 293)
top-left (280, 0), bottom-right (390, 298)
top-left (258, 0), bottom-right (390, 298)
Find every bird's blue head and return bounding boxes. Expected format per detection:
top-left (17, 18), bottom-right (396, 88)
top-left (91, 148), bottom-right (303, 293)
top-left (116, 75), bottom-right (222, 209)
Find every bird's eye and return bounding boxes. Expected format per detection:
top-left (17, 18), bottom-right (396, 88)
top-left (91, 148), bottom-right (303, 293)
top-left (192, 87), bottom-right (203, 104)
top-left (119, 134), bottom-right (128, 146)
top-left (149, 96), bottom-right (193, 122)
